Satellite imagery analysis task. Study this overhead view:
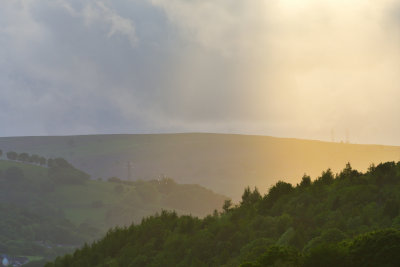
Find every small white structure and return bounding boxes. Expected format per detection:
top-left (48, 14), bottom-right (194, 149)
top-left (2, 257), bottom-right (9, 266)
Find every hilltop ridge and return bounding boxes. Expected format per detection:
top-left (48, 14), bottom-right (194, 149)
top-left (1, 133), bottom-right (399, 200)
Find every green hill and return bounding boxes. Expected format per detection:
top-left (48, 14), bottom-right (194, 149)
top-left (0, 160), bottom-right (226, 261)
top-left (1, 133), bottom-right (399, 201)
top-left (46, 161), bottom-right (400, 266)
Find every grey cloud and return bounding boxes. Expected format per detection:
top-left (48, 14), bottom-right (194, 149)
top-left (0, 0), bottom-right (400, 146)
top-left (0, 0), bottom-right (262, 136)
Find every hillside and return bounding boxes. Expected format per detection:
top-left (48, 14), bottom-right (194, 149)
top-left (0, 160), bottom-right (226, 262)
top-left (1, 133), bottom-right (400, 200)
top-left (47, 161), bottom-right (400, 266)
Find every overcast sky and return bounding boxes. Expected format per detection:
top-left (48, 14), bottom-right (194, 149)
top-left (0, 0), bottom-right (399, 145)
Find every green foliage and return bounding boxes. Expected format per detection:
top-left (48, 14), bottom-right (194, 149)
top-left (30, 154), bottom-right (41, 164)
top-left (348, 229), bottom-right (400, 266)
top-left (383, 199), bottom-right (399, 218)
top-left (267, 181), bottom-right (294, 203)
top-left (46, 161), bottom-right (400, 267)
top-left (238, 238), bottom-right (274, 263)
top-left (18, 152), bottom-right (30, 162)
top-left (257, 245), bottom-right (301, 267)
top-left (223, 199), bottom-right (232, 212)
top-left (299, 175), bottom-right (311, 187)
top-left (303, 243), bottom-right (348, 267)
top-left (0, 160), bottom-right (227, 262)
top-left (241, 187), bottom-right (262, 205)
top-left (48, 158), bottom-right (90, 185)
top-left (276, 227), bottom-right (295, 246)
top-left (4, 150), bottom-right (50, 166)
top-left (6, 151), bottom-right (18, 160)
top-left (314, 168), bottom-right (334, 186)
top-left (303, 228), bottom-right (347, 252)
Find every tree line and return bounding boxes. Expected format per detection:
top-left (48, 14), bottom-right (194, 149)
top-left (45, 161), bottom-right (400, 266)
top-left (0, 149), bottom-right (78, 170)
top-left (0, 149), bottom-right (90, 185)
top-left (0, 149), bottom-right (47, 166)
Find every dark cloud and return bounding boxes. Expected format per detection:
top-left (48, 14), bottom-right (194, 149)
top-left (0, 0), bottom-right (261, 137)
top-left (0, 0), bottom-right (399, 145)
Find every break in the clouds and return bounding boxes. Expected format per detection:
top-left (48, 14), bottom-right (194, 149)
top-left (0, 0), bottom-right (399, 145)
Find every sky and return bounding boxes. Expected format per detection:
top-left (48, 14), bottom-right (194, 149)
top-left (0, 0), bottom-right (399, 145)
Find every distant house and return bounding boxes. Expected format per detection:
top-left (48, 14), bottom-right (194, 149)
top-left (0, 254), bottom-right (28, 266)
top-left (0, 255), bottom-right (9, 266)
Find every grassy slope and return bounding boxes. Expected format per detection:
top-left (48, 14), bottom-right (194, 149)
top-left (0, 160), bottom-right (225, 237)
top-left (1, 133), bottom-right (400, 201)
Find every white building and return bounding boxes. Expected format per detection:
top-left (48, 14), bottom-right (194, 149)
top-left (1, 256), bottom-right (9, 266)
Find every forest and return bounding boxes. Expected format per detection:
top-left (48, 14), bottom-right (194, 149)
top-left (1, 0), bottom-right (399, 266)
top-left (46, 161), bottom-right (400, 266)
top-left (0, 152), bottom-right (226, 264)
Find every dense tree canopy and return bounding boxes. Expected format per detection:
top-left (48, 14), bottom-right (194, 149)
top-left (46, 161), bottom-right (400, 267)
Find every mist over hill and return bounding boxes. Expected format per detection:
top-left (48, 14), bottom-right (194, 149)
top-left (0, 160), bottom-right (226, 263)
top-left (1, 133), bottom-right (399, 201)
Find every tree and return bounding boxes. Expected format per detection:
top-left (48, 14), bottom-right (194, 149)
top-left (315, 169), bottom-right (334, 185)
top-left (39, 160), bottom-right (400, 267)
top-left (47, 157), bottom-right (72, 168)
top-left (48, 162), bottom-right (90, 185)
top-left (241, 187), bottom-right (262, 205)
top-left (39, 157), bottom-right (47, 166)
top-left (0, 149), bottom-right (2, 158)
top-left (53, 157), bottom-right (72, 168)
top-left (30, 154), bottom-right (41, 164)
top-left (258, 181), bottom-right (294, 212)
top-left (267, 181), bottom-right (293, 203)
top-left (223, 199), bottom-right (232, 212)
top-left (348, 229), bottom-right (400, 266)
top-left (241, 187), bottom-right (252, 205)
top-left (257, 245), bottom-right (301, 266)
top-left (6, 151), bottom-right (18, 160)
top-left (371, 162), bottom-right (397, 185)
top-left (300, 174), bottom-right (311, 187)
top-left (251, 187), bottom-right (262, 203)
top-left (383, 200), bottom-right (399, 219)
top-left (17, 152), bottom-right (30, 162)
top-left (303, 244), bottom-right (348, 267)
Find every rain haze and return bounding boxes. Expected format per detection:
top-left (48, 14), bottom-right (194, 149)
top-left (1, 0), bottom-right (400, 145)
